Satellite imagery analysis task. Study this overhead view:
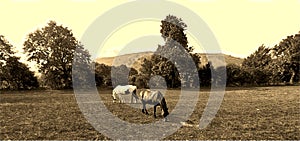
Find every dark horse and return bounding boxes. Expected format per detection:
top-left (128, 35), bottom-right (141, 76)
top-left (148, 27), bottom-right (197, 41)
top-left (136, 89), bottom-right (169, 119)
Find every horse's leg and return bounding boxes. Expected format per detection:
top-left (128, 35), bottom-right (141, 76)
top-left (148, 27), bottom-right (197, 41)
top-left (117, 93), bottom-right (122, 103)
top-left (122, 95), bottom-right (125, 103)
top-left (143, 102), bottom-right (149, 115)
top-left (141, 101), bottom-right (149, 115)
top-left (131, 93), bottom-right (134, 103)
top-left (142, 109), bottom-right (149, 115)
top-left (145, 109), bottom-right (149, 115)
top-left (142, 103), bottom-right (146, 114)
top-left (153, 104), bottom-right (158, 118)
top-left (161, 98), bottom-right (169, 117)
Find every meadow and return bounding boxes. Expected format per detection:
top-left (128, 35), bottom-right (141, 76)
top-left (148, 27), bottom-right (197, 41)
top-left (0, 86), bottom-right (299, 140)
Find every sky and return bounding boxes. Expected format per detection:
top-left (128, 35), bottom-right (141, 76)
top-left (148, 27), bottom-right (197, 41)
top-left (1, 0), bottom-right (300, 60)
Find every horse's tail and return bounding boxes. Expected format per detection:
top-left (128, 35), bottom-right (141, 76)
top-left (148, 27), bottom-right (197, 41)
top-left (160, 97), bottom-right (169, 117)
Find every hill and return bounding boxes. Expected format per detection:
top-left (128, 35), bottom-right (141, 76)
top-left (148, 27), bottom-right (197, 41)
top-left (95, 52), bottom-right (244, 70)
top-left (196, 53), bottom-right (244, 68)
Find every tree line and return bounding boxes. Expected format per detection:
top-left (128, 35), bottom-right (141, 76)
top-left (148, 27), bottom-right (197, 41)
top-left (1, 15), bottom-right (299, 90)
top-left (94, 15), bottom-right (300, 88)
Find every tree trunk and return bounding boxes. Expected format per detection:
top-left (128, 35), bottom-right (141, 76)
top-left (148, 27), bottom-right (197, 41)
top-left (289, 70), bottom-right (295, 84)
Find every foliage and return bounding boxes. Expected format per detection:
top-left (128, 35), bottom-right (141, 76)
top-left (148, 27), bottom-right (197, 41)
top-left (23, 21), bottom-right (91, 89)
top-left (242, 45), bottom-right (271, 69)
top-left (139, 15), bottom-right (200, 88)
top-left (3, 57), bottom-right (39, 89)
top-left (134, 58), bottom-right (152, 88)
top-left (213, 66), bottom-right (225, 87)
top-left (225, 64), bottom-right (252, 86)
top-left (198, 62), bottom-right (212, 87)
top-left (242, 31), bottom-right (300, 85)
top-left (242, 45), bottom-right (272, 85)
top-left (0, 35), bottom-right (14, 64)
top-left (95, 64), bottom-right (138, 87)
top-left (270, 32), bottom-right (300, 84)
top-left (111, 65), bottom-right (130, 86)
top-left (151, 54), bottom-right (181, 88)
top-left (0, 35), bottom-right (38, 90)
top-left (94, 63), bottom-right (112, 87)
top-left (160, 15), bottom-right (190, 52)
top-left (128, 67), bottom-right (138, 85)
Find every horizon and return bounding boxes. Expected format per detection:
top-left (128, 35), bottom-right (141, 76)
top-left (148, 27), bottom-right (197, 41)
top-left (97, 51), bottom-right (244, 59)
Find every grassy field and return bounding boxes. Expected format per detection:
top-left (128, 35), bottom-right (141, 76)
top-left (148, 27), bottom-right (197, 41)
top-left (0, 86), bottom-right (299, 140)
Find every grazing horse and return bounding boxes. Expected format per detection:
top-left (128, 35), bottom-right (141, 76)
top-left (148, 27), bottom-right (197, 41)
top-left (112, 85), bottom-right (138, 103)
top-left (136, 89), bottom-right (169, 119)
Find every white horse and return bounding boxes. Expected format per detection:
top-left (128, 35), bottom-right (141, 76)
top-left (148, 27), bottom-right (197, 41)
top-left (112, 85), bottom-right (138, 103)
top-left (135, 89), bottom-right (169, 119)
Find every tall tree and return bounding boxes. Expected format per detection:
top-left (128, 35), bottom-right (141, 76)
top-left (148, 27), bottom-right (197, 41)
top-left (160, 15), bottom-right (189, 52)
top-left (140, 15), bottom-right (200, 88)
top-left (23, 21), bottom-right (91, 89)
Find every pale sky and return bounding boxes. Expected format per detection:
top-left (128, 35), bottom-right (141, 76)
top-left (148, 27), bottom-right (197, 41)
top-left (1, 0), bottom-right (300, 60)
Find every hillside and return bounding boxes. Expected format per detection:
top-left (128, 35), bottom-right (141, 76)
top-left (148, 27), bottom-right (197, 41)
top-left (196, 53), bottom-right (244, 68)
top-left (95, 52), bottom-right (244, 70)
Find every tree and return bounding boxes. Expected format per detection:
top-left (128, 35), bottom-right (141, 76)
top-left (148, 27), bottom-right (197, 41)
top-left (0, 35), bottom-right (14, 89)
top-left (23, 21), bottom-right (91, 89)
top-left (0, 35), bottom-right (14, 63)
top-left (212, 66), bottom-right (227, 87)
top-left (150, 54), bottom-right (181, 88)
top-left (94, 63), bottom-right (111, 87)
top-left (225, 64), bottom-right (252, 86)
top-left (128, 67), bottom-right (138, 85)
top-left (160, 15), bottom-right (189, 51)
top-left (140, 15), bottom-right (200, 88)
top-left (242, 45), bottom-right (272, 85)
top-left (136, 58), bottom-right (152, 88)
top-left (198, 62), bottom-right (212, 87)
top-left (111, 65), bottom-right (138, 87)
top-left (4, 57), bottom-right (39, 89)
top-left (271, 32), bottom-right (300, 84)
top-left (0, 35), bottom-right (38, 90)
top-left (242, 45), bottom-right (271, 69)
top-left (160, 15), bottom-right (201, 85)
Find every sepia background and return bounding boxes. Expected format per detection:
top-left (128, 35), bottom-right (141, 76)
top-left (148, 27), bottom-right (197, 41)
top-left (1, 0), bottom-right (299, 140)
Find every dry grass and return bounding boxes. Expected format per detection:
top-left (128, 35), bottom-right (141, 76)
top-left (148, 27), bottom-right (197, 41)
top-left (0, 86), bottom-right (299, 140)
